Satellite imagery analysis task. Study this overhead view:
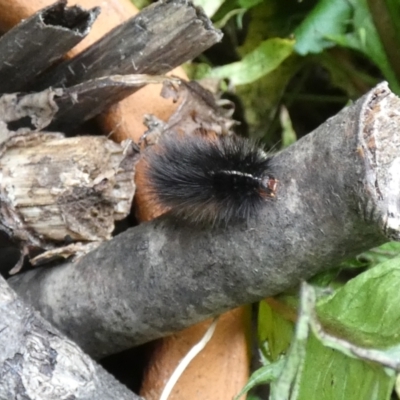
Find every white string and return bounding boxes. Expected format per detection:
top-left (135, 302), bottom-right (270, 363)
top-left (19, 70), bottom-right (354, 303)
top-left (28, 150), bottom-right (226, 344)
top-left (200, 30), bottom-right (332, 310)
top-left (159, 317), bottom-right (219, 400)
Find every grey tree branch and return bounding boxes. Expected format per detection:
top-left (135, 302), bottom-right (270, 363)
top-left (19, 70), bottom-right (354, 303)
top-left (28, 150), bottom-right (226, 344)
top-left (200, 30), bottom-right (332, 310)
top-left (0, 275), bottom-right (141, 400)
top-left (0, 0), bottom-right (99, 94)
top-left (8, 82), bottom-right (400, 359)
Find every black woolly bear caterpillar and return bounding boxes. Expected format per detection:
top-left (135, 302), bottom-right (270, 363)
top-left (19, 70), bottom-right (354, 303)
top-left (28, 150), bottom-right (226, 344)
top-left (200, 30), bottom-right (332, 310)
top-left (142, 134), bottom-right (277, 225)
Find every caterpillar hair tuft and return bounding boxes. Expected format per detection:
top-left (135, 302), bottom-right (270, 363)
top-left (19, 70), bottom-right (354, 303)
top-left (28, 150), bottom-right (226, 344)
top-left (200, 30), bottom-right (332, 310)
top-left (140, 134), bottom-right (277, 225)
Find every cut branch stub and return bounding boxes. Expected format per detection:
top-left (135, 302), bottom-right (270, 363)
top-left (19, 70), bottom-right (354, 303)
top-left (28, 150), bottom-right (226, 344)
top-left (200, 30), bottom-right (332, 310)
top-left (0, 0), bottom-right (100, 94)
top-left (356, 83), bottom-right (400, 240)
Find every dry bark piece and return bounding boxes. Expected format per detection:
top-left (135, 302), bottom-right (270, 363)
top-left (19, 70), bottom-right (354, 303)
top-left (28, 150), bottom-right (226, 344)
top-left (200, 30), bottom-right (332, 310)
top-left (100, 68), bottom-right (188, 143)
top-left (4, 75), bottom-right (181, 134)
top-left (139, 79), bottom-right (236, 146)
top-left (0, 88), bottom-right (61, 133)
top-left (49, 74), bottom-right (180, 132)
top-left (0, 275), bottom-right (141, 400)
top-left (30, 0), bottom-right (223, 91)
top-left (0, 87), bottom-right (137, 260)
top-left (0, 0), bottom-right (139, 53)
top-left (8, 82), bottom-right (398, 358)
top-left (0, 0), bottom-right (99, 94)
top-left (30, 241), bottom-right (101, 266)
top-left (0, 133), bottom-right (137, 247)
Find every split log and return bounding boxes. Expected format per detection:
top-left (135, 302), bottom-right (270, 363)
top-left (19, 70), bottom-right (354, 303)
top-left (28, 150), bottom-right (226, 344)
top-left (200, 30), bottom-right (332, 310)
top-left (9, 82), bottom-right (398, 359)
top-left (0, 0), bottom-right (139, 54)
top-left (0, 133), bottom-right (137, 249)
top-left (0, 86), bottom-right (139, 274)
top-left (31, 0), bottom-right (222, 92)
top-left (28, 0), bottom-right (222, 132)
top-left (0, 1), bottom-right (221, 133)
top-left (0, 1), bottom-right (99, 94)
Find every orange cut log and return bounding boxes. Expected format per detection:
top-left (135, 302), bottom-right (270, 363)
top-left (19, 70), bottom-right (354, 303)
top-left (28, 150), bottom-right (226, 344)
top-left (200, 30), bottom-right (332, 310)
top-left (140, 307), bottom-right (250, 400)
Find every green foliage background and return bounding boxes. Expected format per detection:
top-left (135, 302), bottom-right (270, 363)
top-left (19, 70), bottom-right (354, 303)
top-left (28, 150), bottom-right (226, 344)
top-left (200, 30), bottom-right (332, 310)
top-left (132, 1), bottom-right (400, 398)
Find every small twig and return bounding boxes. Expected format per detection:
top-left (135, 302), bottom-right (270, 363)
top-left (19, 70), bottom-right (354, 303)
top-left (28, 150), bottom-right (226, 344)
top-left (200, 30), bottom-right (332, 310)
top-left (159, 317), bottom-right (219, 400)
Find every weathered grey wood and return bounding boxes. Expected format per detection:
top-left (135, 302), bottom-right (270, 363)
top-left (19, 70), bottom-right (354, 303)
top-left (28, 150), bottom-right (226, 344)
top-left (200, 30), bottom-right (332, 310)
top-left (31, 0), bottom-right (222, 92)
top-left (0, 0), bottom-right (99, 94)
top-left (48, 74), bottom-right (174, 132)
top-left (0, 87), bottom-right (138, 272)
top-left (0, 275), bottom-right (142, 400)
top-left (0, 134), bottom-right (137, 249)
top-left (9, 83), bottom-right (398, 358)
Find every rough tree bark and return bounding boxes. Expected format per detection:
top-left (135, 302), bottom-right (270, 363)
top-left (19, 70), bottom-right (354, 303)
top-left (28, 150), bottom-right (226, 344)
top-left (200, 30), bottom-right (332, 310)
top-left (31, 0), bottom-right (222, 92)
top-left (0, 1), bottom-right (100, 94)
top-left (9, 82), bottom-right (399, 359)
top-left (0, 275), bottom-right (141, 400)
top-left (0, 0), bottom-right (221, 132)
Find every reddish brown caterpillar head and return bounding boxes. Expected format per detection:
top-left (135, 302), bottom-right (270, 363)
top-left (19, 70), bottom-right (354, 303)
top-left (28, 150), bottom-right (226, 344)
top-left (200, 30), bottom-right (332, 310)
top-left (260, 176), bottom-right (278, 198)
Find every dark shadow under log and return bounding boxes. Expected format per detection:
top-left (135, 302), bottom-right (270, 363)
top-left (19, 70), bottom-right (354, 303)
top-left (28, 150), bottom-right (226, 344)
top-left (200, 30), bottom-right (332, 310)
top-left (0, 0), bottom-right (99, 94)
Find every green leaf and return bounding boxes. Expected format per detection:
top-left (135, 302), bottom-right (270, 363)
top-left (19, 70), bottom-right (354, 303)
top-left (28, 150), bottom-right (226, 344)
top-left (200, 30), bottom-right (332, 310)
top-left (183, 63), bottom-right (212, 81)
top-left (214, 8), bottom-right (247, 30)
top-left (295, 281), bottom-right (399, 400)
top-left (270, 283), bottom-right (397, 400)
top-left (129, 0), bottom-right (151, 9)
top-left (297, 333), bottom-right (395, 400)
top-left (213, 0), bottom-right (262, 29)
top-left (206, 38), bottom-right (295, 86)
top-left (294, 0), bottom-right (352, 55)
top-left (234, 357), bottom-right (285, 400)
top-left (238, 0), bottom-right (263, 8)
top-left (279, 106), bottom-right (297, 148)
top-left (327, 0), bottom-right (400, 93)
top-left (317, 255), bottom-right (400, 348)
top-left (258, 300), bottom-right (294, 361)
top-left (235, 55), bottom-right (301, 141)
